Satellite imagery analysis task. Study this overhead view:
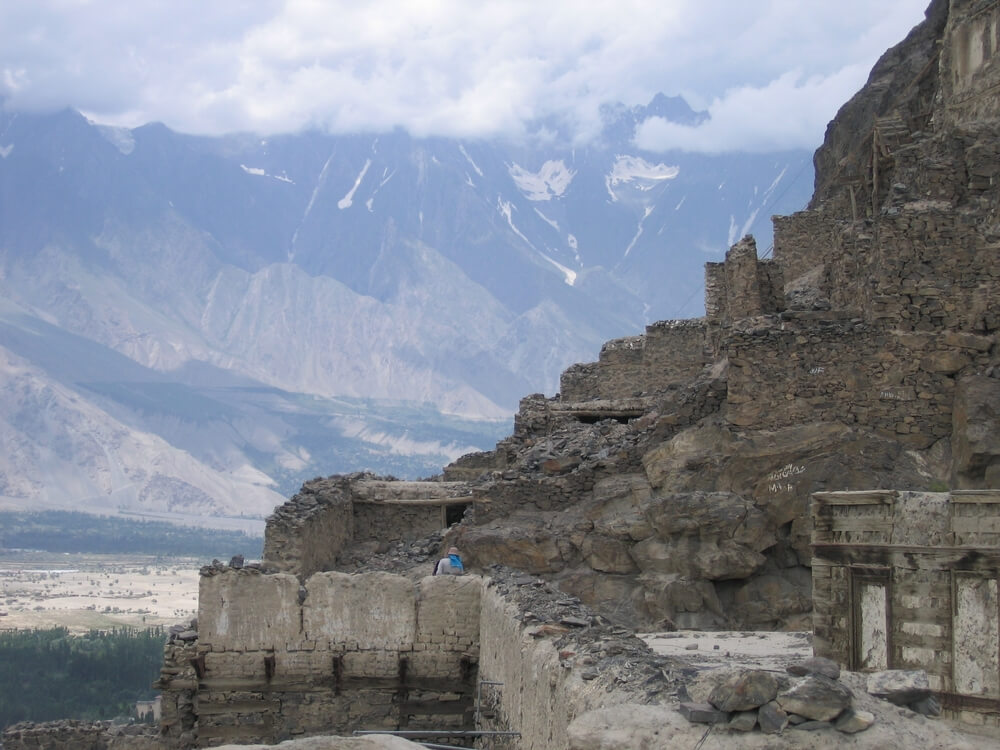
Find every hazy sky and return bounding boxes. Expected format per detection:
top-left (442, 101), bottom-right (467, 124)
top-left (0, 0), bottom-right (930, 152)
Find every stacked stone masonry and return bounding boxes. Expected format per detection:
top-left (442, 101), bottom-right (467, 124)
top-left (558, 320), bottom-right (708, 403)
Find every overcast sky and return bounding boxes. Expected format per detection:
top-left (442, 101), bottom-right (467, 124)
top-left (0, 0), bottom-right (930, 153)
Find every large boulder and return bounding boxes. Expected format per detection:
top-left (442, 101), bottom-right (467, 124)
top-left (456, 518), bottom-right (564, 573)
top-left (632, 492), bottom-right (775, 580)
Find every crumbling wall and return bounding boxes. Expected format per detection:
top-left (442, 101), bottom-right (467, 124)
top-left (0, 721), bottom-right (160, 750)
top-left (264, 477), bottom-right (475, 578)
top-left (704, 236), bottom-right (784, 326)
top-left (558, 321), bottom-right (708, 403)
top-left (157, 569), bottom-right (481, 746)
top-left (263, 477), bottom-right (355, 577)
top-left (812, 489), bottom-right (1000, 727)
top-left (476, 583), bottom-right (574, 749)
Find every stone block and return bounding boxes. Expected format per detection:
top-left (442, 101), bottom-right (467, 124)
top-left (758, 701), bottom-right (789, 734)
top-left (787, 656), bottom-right (840, 680)
top-left (708, 669), bottom-right (778, 712)
top-left (777, 675), bottom-right (853, 722)
top-left (728, 710), bottom-right (758, 732)
top-left (678, 702), bottom-right (728, 724)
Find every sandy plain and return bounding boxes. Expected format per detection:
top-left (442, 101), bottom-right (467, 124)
top-left (0, 552), bottom-right (200, 633)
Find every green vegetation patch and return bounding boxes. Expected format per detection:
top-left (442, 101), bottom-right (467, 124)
top-left (0, 627), bottom-right (165, 729)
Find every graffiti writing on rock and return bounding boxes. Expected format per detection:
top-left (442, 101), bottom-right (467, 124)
top-left (766, 464), bottom-right (806, 482)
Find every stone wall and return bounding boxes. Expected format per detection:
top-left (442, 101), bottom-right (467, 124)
top-left (812, 489), bottom-right (1000, 727)
top-left (263, 476), bottom-right (475, 578)
top-left (263, 476), bottom-right (356, 578)
top-left (0, 722), bottom-right (161, 750)
top-left (859, 207), bottom-right (999, 334)
top-left (772, 212), bottom-right (845, 294)
top-left (156, 569), bottom-right (481, 746)
top-left (704, 236), bottom-right (784, 326)
top-left (725, 316), bottom-right (994, 447)
top-left (558, 321), bottom-right (707, 403)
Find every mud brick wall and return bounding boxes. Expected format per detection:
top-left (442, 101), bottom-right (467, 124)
top-left (476, 583), bottom-right (576, 750)
top-left (725, 317), bottom-right (994, 447)
top-left (813, 490), bottom-right (1000, 726)
top-left (170, 569), bottom-right (481, 746)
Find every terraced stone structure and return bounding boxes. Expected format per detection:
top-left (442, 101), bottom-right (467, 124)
top-left (154, 0), bottom-right (1000, 745)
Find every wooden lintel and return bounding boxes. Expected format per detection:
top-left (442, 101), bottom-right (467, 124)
top-left (813, 543), bottom-right (1000, 571)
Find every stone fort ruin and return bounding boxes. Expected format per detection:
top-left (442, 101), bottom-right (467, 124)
top-left (5, 1), bottom-right (1000, 748)
top-left (150, 0), bottom-right (1000, 745)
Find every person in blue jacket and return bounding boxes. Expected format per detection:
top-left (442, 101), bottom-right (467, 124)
top-left (434, 546), bottom-right (464, 575)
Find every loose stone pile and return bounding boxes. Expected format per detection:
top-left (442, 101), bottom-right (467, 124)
top-left (679, 659), bottom-right (940, 735)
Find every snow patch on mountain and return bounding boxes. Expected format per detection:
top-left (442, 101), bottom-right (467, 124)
top-left (96, 125), bottom-right (135, 155)
top-left (338, 158), bottom-right (372, 209)
top-left (508, 160), bottom-right (575, 201)
top-left (737, 208), bottom-right (760, 244)
top-left (728, 215), bottom-right (740, 246)
top-left (605, 155), bottom-right (679, 201)
top-left (541, 253), bottom-right (577, 286)
top-left (459, 144), bottom-right (483, 177)
top-left (764, 165), bottom-right (788, 200)
top-left (496, 197), bottom-right (534, 248)
top-left (623, 206), bottom-right (654, 259)
top-left (534, 207), bottom-right (560, 232)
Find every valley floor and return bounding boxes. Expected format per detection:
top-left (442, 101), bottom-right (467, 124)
top-left (0, 552), bottom-right (198, 632)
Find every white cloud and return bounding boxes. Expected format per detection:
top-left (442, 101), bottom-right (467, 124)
top-left (0, 0), bottom-right (931, 152)
top-left (635, 65), bottom-right (872, 153)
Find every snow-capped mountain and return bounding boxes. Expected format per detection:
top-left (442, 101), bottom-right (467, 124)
top-left (0, 95), bottom-right (812, 521)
